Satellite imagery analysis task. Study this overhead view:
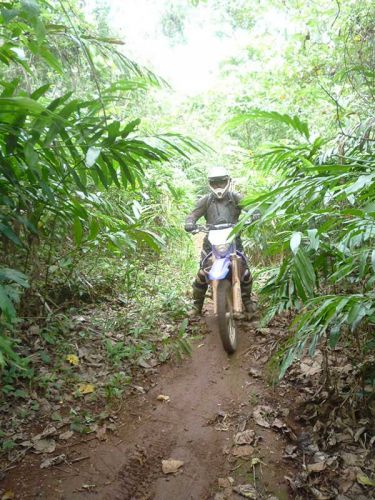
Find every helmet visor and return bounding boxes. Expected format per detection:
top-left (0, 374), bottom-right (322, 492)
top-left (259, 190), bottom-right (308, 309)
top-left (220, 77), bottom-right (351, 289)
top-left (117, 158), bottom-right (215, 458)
top-left (208, 176), bottom-right (230, 198)
top-left (209, 179), bottom-right (228, 189)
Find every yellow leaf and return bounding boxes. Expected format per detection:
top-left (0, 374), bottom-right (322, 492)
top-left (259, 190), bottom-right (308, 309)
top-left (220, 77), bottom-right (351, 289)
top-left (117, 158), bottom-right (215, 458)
top-left (157, 394), bottom-right (170, 402)
top-left (77, 383), bottom-right (95, 395)
top-left (66, 354), bottom-right (79, 366)
top-left (2, 491), bottom-right (15, 500)
top-left (357, 473), bottom-right (375, 487)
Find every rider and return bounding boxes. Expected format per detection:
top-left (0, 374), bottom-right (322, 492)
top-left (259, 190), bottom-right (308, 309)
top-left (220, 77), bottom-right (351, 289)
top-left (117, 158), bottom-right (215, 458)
top-left (184, 167), bottom-right (259, 316)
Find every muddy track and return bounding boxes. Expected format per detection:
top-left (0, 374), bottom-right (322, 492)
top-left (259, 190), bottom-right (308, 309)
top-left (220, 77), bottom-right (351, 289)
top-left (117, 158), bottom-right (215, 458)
top-left (2, 314), bottom-right (297, 499)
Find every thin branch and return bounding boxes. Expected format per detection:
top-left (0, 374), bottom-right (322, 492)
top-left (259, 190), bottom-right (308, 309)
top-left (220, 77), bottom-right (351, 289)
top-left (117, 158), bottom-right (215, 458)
top-left (330, 0), bottom-right (341, 29)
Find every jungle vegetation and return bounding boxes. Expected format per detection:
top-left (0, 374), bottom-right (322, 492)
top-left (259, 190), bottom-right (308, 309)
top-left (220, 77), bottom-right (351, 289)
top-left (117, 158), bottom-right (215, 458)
top-left (0, 0), bottom-right (375, 420)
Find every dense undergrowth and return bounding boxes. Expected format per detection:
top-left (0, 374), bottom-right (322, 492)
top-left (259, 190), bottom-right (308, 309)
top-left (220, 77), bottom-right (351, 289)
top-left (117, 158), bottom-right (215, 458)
top-left (0, 0), bottom-right (199, 445)
top-left (218, 1), bottom-right (375, 419)
top-left (0, 238), bottom-right (197, 455)
top-left (235, 114), bottom-right (375, 421)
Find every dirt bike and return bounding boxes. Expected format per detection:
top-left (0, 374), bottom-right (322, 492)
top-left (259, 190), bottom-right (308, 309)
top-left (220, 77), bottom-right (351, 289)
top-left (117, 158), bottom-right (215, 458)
top-left (195, 223), bottom-right (247, 354)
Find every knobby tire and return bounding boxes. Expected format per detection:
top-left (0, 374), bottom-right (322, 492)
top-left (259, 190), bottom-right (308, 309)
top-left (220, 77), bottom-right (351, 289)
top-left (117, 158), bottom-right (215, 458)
top-left (216, 279), bottom-right (237, 354)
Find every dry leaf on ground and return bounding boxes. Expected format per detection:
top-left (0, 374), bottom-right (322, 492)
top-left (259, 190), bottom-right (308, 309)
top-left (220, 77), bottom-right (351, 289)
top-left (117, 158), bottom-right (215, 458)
top-left (33, 439), bottom-right (56, 454)
top-left (234, 430), bottom-right (255, 445)
top-left (217, 477), bottom-right (233, 488)
top-left (59, 430), bottom-right (73, 441)
top-left (40, 454), bottom-right (66, 469)
top-left (307, 462), bottom-right (326, 472)
top-left (253, 405), bottom-right (273, 428)
top-left (132, 385), bottom-right (145, 394)
top-left (161, 459), bottom-right (184, 474)
top-left (299, 354), bottom-right (322, 377)
top-left (272, 418), bottom-right (287, 430)
top-left (157, 394), bottom-right (170, 402)
top-left (232, 445), bottom-right (254, 458)
top-left (283, 445), bottom-right (298, 458)
top-left (33, 426), bottom-right (57, 441)
top-left (138, 358), bottom-right (151, 369)
top-left (248, 368), bottom-right (261, 379)
top-left (96, 425), bottom-right (107, 441)
top-left (233, 483), bottom-right (258, 499)
top-left (308, 486), bottom-right (332, 499)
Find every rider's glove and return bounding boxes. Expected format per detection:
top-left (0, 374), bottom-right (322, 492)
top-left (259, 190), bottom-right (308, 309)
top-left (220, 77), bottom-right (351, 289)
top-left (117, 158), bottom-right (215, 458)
top-left (251, 210), bottom-right (261, 222)
top-left (185, 222), bottom-right (196, 233)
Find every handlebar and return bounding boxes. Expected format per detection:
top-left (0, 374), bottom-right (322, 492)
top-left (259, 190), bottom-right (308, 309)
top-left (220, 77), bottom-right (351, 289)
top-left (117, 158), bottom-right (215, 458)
top-left (187, 213), bottom-right (261, 234)
top-left (195, 223), bottom-right (234, 233)
top-left (192, 222), bottom-right (249, 234)
top-left (185, 210), bottom-right (262, 234)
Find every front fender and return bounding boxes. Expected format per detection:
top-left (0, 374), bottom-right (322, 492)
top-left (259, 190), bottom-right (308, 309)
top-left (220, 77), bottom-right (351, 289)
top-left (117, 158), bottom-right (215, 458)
top-left (208, 257), bottom-right (231, 280)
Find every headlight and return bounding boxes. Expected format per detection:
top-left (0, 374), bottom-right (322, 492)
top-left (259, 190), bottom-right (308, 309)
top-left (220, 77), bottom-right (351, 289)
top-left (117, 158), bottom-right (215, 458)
top-left (214, 244), bottom-right (230, 256)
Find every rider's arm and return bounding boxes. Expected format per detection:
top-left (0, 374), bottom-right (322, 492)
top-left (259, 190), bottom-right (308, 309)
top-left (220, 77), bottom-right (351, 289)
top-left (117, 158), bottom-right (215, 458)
top-left (184, 194), bottom-right (209, 232)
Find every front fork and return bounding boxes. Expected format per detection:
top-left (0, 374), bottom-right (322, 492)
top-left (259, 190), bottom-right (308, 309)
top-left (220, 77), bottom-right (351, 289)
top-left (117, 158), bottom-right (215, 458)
top-left (211, 253), bottom-right (243, 315)
top-left (231, 252), bottom-right (243, 313)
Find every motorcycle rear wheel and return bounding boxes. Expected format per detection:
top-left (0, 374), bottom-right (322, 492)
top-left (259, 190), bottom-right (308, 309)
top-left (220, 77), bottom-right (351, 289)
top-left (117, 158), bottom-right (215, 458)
top-left (217, 279), bottom-right (237, 354)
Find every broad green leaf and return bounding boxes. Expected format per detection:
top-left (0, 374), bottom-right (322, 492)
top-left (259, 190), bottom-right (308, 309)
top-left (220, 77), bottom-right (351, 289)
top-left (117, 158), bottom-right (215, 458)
top-left (24, 142), bottom-right (39, 168)
top-left (121, 118), bottom-right (141, 138)
top-left (0, 286), bottom-right (16, 321)
top-left (222, 109), bottom-right (310, 139)
top-left (88, 219), bottom-right (100, 240)
top-left (1, 8), bottom-right (19, 24)
top-left (30, 83), bottom-right (50, 100)
top-left (94, 164), bottom-right (109, 188)
top-left (73, 217), bottom-right (83, 246)
top-left (132, 200), bottom-right (142, 220)
top-left (38, 45), bottom-right (63, 73)
top-left (0, 269), bottom-right (29, 288)
top-left (345, 174), bottom-right (373, 195)
top-left (21, 0), bottom-right (40, 17)
top-left (0, 96), bottom-right (46, 114)
top-left (0, 223), bottom-right (23, 246)
top-left (328, 325), bottom-right (341, 348)
top-left (108, 120), bottom-right (120, 139)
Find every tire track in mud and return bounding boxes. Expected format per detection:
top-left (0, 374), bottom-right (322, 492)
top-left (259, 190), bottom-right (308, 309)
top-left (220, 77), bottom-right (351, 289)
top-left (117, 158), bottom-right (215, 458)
top-left (2, 313), bottom-right (297, 499)
top-left (118, 434), bottom-right (176, 499)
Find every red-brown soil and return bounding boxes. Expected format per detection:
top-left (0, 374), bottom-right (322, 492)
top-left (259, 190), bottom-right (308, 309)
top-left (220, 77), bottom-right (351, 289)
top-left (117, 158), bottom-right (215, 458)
top-left (1, 314), bottom-right (299, 499)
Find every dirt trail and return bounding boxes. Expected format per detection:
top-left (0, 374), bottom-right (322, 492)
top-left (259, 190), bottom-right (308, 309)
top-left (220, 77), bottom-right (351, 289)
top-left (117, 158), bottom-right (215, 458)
top-left (2, 315), bottom-right (297, 499)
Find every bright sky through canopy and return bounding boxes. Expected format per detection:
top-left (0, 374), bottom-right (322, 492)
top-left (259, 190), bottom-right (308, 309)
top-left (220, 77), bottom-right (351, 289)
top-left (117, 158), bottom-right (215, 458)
top-left (104, 0), bottom-right (239, 94)
top-left (99, 0), bottom-right (290, 95)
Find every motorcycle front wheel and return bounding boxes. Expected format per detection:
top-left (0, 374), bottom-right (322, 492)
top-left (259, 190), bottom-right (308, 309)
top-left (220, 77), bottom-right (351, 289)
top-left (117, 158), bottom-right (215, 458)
top-left (216, 279), bottom-right (237, 354)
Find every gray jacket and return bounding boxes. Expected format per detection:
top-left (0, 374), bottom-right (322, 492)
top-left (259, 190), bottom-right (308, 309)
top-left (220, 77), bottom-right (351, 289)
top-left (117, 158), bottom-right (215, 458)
top-left (185, 191), bottom-right (243, 227)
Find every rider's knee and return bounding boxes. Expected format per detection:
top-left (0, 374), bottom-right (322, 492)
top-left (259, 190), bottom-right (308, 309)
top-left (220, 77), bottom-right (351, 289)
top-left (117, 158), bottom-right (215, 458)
top-left (194, 269), bottom-right (207, 288)
top-left (242, 269), bottom-right (253, 285)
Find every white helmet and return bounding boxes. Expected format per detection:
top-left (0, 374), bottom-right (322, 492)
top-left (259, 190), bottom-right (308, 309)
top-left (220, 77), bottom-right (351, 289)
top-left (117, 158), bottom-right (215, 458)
top-left (208, 167), bottom-right (231, 199)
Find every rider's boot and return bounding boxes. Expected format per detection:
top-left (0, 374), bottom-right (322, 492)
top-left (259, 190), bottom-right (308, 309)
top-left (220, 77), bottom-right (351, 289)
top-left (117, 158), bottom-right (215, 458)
top-left (242, 297), bottom-right (257, 315)
top-left (188, 280), bottom-right (207, 317)
top-left (241, 271), bottom-right (257, 318)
